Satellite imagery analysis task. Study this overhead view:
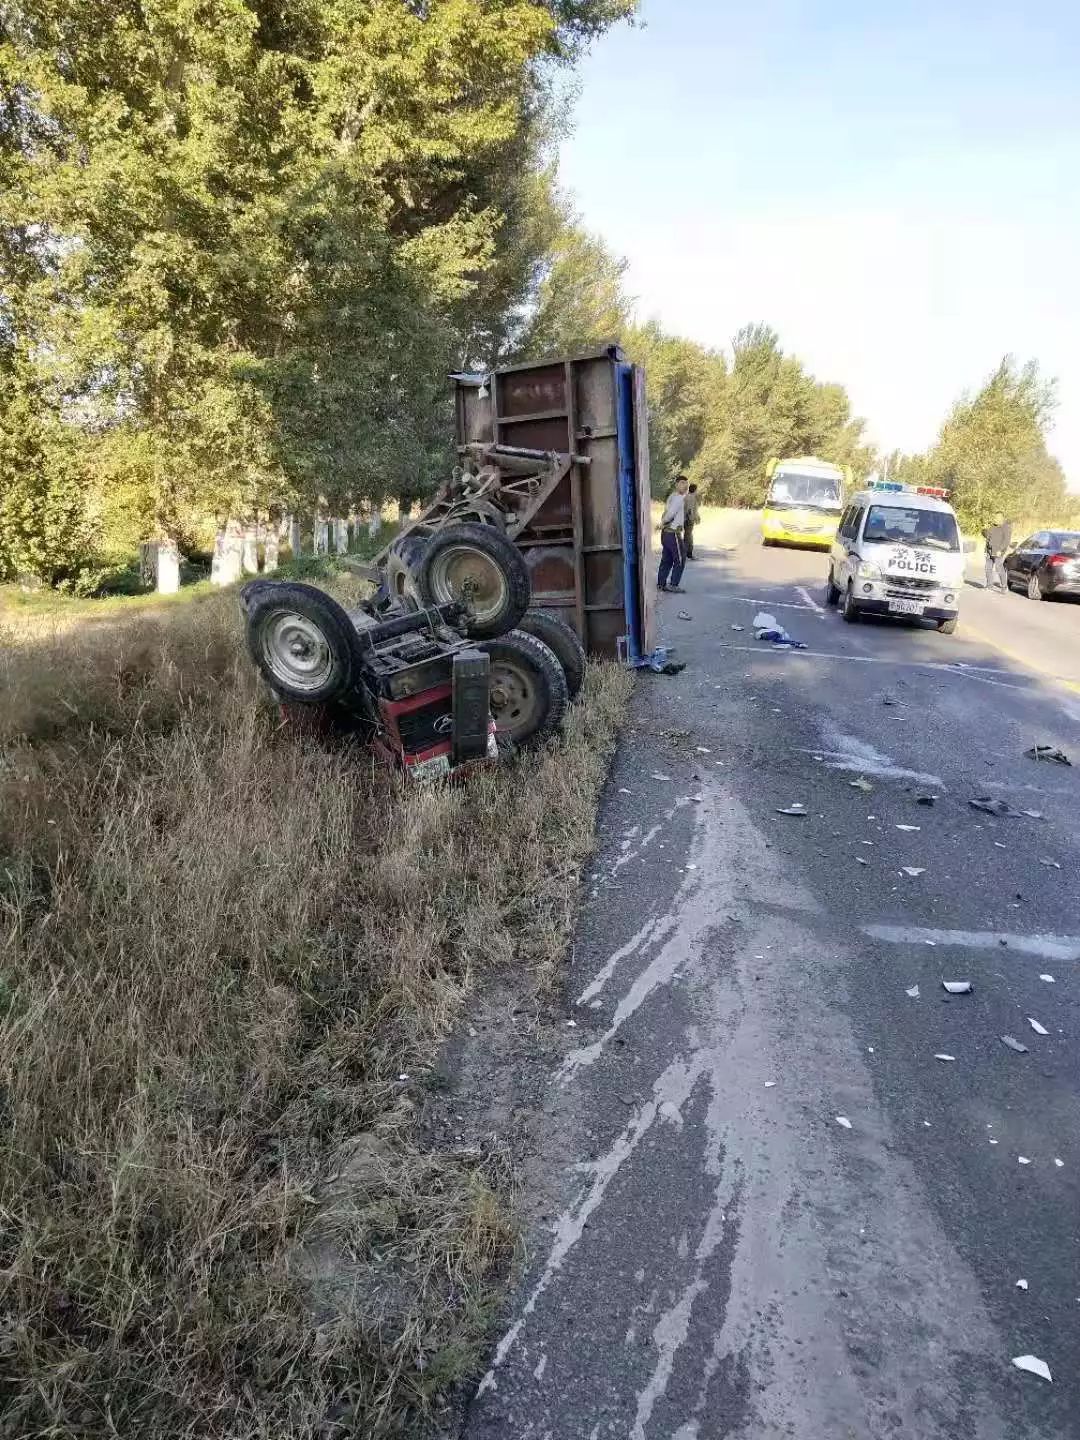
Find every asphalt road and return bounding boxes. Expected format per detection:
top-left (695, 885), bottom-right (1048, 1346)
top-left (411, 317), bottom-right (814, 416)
top-left (462, 514), bottom-right (1080, 1440)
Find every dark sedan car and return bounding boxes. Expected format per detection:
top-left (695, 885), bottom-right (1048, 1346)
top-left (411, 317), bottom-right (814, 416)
top-left (1004, 530), bottom-right (1080, 601)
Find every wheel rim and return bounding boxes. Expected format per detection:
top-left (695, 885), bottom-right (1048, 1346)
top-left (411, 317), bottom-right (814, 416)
top-left (489, 658), bottom-right (541, 740)
top-left (1029, 575), bottom-right (1041, 599)
top-left (428, 545), bottom-right (508, 626)
top-left (260, 610), bottom-right (334, 692)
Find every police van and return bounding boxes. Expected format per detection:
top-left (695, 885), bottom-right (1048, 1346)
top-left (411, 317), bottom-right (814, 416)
top-left (826, 482), bottom-right (964, 634)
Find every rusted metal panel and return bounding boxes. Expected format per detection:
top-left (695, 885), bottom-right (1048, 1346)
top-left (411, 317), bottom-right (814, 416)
top-left (454, 346), bottom-right (650, 658)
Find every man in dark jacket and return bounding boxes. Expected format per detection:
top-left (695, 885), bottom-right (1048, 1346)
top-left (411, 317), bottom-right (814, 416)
top-left (982, 512), bottom-right (1012, 593)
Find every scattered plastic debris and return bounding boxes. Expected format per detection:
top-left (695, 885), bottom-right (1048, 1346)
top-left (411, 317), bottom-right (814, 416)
top-left (1011, 1354), bottom-right (1052, 1383)
top-left (856, 856), bottom-right (869, 866)
top-left (1028, 1017), bottom-right (1049, 1036)
top-left (934, 1053), bottom-right (957, 1062)
top-left (835, 1116), bottom-right (852, 1129)
top-left (566, 1019), bottom-right (577, 1028)
top-left (989, 1138), bottom-right (998, 1145)
top-left (943, 981), bottom-right (972, 995)
top-left (398, 1073), bottom-right (410, 1082)
top-left (970, 797), bottom-right (1025, 818)
top-left (764, 1081), bottom-right (777, 1088)
top-left (677, 610), bottom-right (693, 621)
top-left (923, 1119), bottom-right (931, 1127)
top-left (1040, 974), bottom-right (1055, 983)
top-left (1026, 745), bottom-right (1071, 766)
top-left (1018, 1156), bottom-right (1032, 1165)
top-left (896, 824), bottom-right (921, 832)
top-left (901, 866), bottom-right (926, 877)
top-left (1001, 1035), bottom-right (1029, 1054)
top-left (906, 985), bottom-right (920, 998)
top-left (776, 805), bottom-right (808, 816)
top-left (650, 773), bottom-right (672, 782)
top-left (1023, 810), bottom-right (1044, 819)
top-left (1016, 1279), bottom-right (1029, 1291)
top-left (1055, 1157), bottom-right (1064, 1167)
top-left (1039, 858), bottom-right (1062, 869)
top-left (730, 624), bottom-right (745, 632)
top-left (753, 612), bottom-right (777, 629)
top-left (695, 745), bottom-right (711, 753)
top-left (849, 777), bottom-right (874, 792)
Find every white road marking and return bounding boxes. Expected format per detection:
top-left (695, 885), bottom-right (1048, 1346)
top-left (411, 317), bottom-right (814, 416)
top-left (716, 643), bottom-right (1027, 682)
top-left (726, 595), bottom-right (818, 611)
top-left (796, 585), bottom-right (825, 614)
top-left (863, 924), bottom-right (1080, 963)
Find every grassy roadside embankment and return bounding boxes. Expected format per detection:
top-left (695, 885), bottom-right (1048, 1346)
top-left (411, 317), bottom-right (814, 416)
top-left (0, 580), bottom-right (630, 1437)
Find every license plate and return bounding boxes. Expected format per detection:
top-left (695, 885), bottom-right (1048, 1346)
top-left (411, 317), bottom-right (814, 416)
top-left (410, 753), bottom-right (451, 781)
top-left (889, 598), bottom-right (925, 616)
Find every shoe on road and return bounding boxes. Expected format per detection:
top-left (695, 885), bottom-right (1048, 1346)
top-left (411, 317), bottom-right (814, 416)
top-left (667, 585), bottom-right (686, 594)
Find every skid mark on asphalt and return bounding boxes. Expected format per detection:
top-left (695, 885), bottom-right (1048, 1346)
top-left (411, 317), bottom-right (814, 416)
top-left (863, 923), bottom-right (1080, 962)
top-left (475, 778), bottom-right (1015, 1439)
top-left (475, 1054), bottom-right (708, 1398)
top-left (576, 913), bottom-right (679, 1007)
top-left (810, 725), bottom-right (944, 786)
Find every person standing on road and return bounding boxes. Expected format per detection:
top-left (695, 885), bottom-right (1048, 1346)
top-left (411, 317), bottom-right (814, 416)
top-left (982, 511), bottom-right (1012, 592)
top-left (683, 483), bottom-right (700, 560)
top-left (657, 475), bottom-right (689, 593)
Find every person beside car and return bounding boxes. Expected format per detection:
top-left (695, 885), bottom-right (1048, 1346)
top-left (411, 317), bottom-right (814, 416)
top-left (982, 512), bottom-right (1012, 593)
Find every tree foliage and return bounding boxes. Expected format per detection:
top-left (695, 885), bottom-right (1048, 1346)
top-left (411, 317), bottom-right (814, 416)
top-left (0, 0), bottom-right (634, 583)
top-left (925, 358), bottom-right (1069, 528)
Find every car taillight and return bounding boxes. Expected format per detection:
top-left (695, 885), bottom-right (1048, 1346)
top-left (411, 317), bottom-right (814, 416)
top-left (1048, 554), bottom-right (1071, 566)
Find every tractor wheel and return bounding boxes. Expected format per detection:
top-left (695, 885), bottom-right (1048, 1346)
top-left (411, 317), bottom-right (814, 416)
top-left (515, 610), bottom-right (586, 701)
top-left (238, 578), bottom-right (279, 615)
top-left (418, 523), bottom-right (530, 639)
top-left (384, 534), bottom-right (426, 611)
top-left (479, 629), bottom-right (569, 748)
top-left (245, 582), bottom-right (361, 703)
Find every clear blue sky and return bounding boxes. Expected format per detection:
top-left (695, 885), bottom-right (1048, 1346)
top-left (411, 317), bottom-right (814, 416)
top-left (559, 0), bottom-right (1080, 482)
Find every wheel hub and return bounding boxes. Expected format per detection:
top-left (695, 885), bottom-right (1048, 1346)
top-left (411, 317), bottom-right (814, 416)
top-left (429, 546), bottom-right (508, 626)
top-left (262, 612), bottom-right (334, 692)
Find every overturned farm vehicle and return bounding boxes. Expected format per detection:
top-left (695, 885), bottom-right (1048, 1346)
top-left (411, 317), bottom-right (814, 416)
top-left (239, 348), bottom-right (649, 768)
top-left (363, 346), bottom-right (657, 661)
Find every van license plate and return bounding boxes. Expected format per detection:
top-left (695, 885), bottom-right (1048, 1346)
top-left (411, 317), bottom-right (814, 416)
top-left (889, 598), bottom-right (925, 616)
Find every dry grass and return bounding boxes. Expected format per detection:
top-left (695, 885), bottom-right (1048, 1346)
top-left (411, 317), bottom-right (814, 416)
top-left (0, 589), bottom-right (630, 1438)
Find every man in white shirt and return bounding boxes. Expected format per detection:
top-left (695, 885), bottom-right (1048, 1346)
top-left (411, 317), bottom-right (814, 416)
top-left (657, 475), bottom-right (689, 593)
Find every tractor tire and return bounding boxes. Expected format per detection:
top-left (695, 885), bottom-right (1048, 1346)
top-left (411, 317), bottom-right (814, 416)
top-left (418, 523), bottom-right (530, 639)
top-left (385, 534), bottom-right (426, 612)
top-left (479, 629), bottom-right (569, 748)
top-left (515, 610), bottom-right (586, 701)
top-left (245, 582), bottom-right (361, 704)
top-left (238, 578), bottom-right (279, 615)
